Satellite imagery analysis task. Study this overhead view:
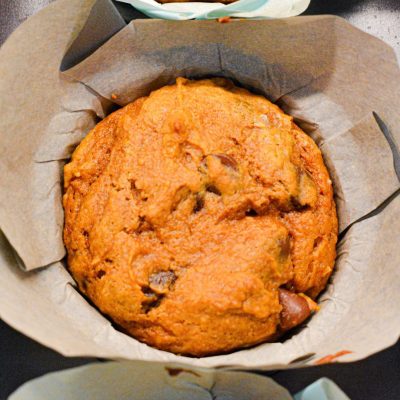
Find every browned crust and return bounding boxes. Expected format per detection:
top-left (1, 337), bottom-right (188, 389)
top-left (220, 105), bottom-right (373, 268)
top-left (63, 78), bottom-right (337, 356)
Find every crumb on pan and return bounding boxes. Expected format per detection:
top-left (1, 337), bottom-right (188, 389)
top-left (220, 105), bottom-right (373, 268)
top-left (217, 16), bottom-right (232, 23)
top-left (315, 350), bottom-right (352, 365)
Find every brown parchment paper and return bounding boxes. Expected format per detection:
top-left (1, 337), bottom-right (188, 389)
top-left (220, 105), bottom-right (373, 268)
top-left (0, 0), bottom-right (399, 369)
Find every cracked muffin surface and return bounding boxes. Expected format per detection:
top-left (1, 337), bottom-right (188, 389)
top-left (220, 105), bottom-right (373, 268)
top-left (63, 78), bottom-right (337, 356)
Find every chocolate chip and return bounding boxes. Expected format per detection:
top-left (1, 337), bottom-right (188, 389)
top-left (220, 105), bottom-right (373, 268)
top-left (141, 286), bottom-right (156, 297)
top-left (245, 208), bottom-right (258, 217)
top-left (140, 285), bottom-right (159, 309)
top-left (141, 285), bottom-right (165, 313)
top-left (141, 295), bottom-right (163, 313)
top-left (290, 195), bottom-right (307, 211)
top-left (193, 194), bottom-right (205, 213)
top-left (206, 184), bottom-right (221, 195)
top-left (149, 270), bottom-right (176, 294)
top-left (96, 269), bottom-right (106, 279)
top-left (278, 288), bottom-right (311, 331)
top-left (148, 297), bottom-right (162, 308)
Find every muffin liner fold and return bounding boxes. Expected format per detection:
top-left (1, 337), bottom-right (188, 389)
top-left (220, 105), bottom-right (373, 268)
top-left (0, 0), bottom-right (399, 369)
top-left (9, 361), bottom-right (293, 400)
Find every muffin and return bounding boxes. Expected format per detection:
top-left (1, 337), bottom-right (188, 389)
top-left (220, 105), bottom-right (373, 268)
top-left (63, 78), bottom-right (337, 357)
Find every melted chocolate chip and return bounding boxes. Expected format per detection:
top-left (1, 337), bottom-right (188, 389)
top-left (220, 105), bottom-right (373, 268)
top-left (141, 295), bottom-right (164, 313)
top-left (141, 286), bottom-right (164, 314)
top-left (278, 288), bottom-right (311, 331)
top-left (206, 184), bottom-right (221, 195)
top-left (290, 195), bottom-right (310, 211)
top-left (245, 209), bottom-right (258, 217)
top-left (141, 286), bottom-right (156, 297)
top-left (96, 269), bottom-right (106, 279)
top-left (140, 286), bottom-right (161, 313)
top-left (193, 194), bottom-right (205, 213)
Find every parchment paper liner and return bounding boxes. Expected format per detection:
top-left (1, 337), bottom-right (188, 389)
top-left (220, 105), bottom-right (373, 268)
top-left (0, 0), bottom-right (399, 369)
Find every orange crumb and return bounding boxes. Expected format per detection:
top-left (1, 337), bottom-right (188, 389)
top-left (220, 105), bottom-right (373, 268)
top-left (315, 350), bottom-right (352, 365)
top-left (111, 93), bottom-right (118, 100)
top-left (217, 16), bottom-right (231, 23)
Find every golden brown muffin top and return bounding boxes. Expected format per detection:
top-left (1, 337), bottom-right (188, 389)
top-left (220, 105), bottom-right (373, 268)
top-left (63, 78), bottom-right (337, 356)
